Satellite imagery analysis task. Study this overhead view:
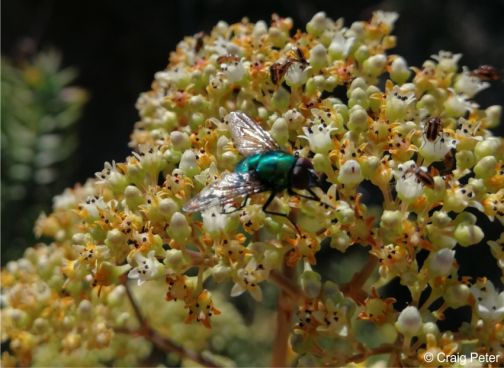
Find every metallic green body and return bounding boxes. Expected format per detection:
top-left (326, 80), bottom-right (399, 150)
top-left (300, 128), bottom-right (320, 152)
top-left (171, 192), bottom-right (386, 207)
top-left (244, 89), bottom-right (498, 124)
top-left (235, 151), bottom-right (296, 190)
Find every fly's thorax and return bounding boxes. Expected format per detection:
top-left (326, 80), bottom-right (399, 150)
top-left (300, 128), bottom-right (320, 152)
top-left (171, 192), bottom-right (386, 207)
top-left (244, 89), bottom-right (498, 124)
top-left (235, 151), bottom-right (296, 190)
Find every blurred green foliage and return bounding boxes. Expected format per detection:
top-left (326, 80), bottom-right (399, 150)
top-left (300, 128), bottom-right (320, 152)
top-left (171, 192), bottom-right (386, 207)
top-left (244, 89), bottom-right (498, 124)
top-left (1, 50), bottom-right (87, 262)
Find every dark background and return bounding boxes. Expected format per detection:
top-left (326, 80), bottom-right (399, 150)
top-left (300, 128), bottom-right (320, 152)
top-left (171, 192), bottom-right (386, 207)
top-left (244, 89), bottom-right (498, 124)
top-left (2, 0), bottom-right (503, 278)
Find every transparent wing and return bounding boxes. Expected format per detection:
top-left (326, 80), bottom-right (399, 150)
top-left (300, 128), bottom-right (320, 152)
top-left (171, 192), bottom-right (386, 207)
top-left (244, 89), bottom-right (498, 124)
top-left (227, 111), bottom-right (280, 156)
top-left (183, 172), bottom-right (266, 213)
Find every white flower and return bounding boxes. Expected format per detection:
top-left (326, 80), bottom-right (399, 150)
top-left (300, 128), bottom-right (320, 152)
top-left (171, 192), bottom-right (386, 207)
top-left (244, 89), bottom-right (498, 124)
top-left (371, 10), bottom-right (399, 30)
top-left (154, 66), bottom-right (190, 89)
top-left (231, 258), bottom-right (268, 301)
top-left (338, 160), bottom-right (363, 186)
top-left (285, 62), bottom-right (309, 87)
top-left (328, 31), bottom-right (355, 60)
top-left (455, 68), bottom-right (490, 98)
top-left (179, 149), bottom-right (199, 174)
top-left (128, 251), bottom-right (164, 285)
top-left (471, 280), bottom-right (504, 321)
top-left (194, 162), bottom-right (219, 186)
top-left (299, 121), bottom-right (337, 153)
top-left (221, 59), bottom-right (246, 83)
top-left (431, 51), bottom-right (462, 73)
top-left (211, 37), bottom-right (243, 56)
top-left (53, 188), bottom-right (78, 210)
top-left (419, 135), bottom-right (457, 163)
top-left (394, 161), bottom-right (423, 201)
top-left (385, 85), bottom-right (416, 122)
top-left (202, 207), bottom-right (230, 235)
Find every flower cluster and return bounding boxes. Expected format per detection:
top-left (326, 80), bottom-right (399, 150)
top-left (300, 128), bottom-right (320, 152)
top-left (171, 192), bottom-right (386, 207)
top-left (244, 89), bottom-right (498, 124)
top-left (2, 11), bottom-right (503, 367)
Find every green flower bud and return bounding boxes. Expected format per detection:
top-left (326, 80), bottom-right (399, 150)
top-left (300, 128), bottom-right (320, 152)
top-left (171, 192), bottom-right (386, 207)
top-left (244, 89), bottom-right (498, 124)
top-left (380, 210), bottom-right (403, 233)
top-left (33, 318), bottom-right (49, 334)
top-left (390, 56), bottom-right (411, 84)
top-left (417, 93), bottom-right (438, 115)
top-left (300, 270), bottom-right (322, 299)
top-left (170, 131), bottom-right (190, 151)
top-left (360, 155), bottom-right (380, 179)
top-left (124, 185), bottom-right (144, 210)
top-left (106, 228), bottom-right (125, 245)
top-left (362, 54), bottom-right (387, 76)
top-left (77, 299), bottom-right (93, 318)
top-left (167, 212), bottom-right (191, 243)
top-left (252, 20), bottom-right (267, 37)
top-left (330, 230), bottom-right (352, 252)
top-left (395, 306), bottom-right (422, 336)
top-left (474, 137), bottom-right (501, 160)
top-left (444, 95), bottom-right (467, 118)
top-left (221, 151), bottom-right (239, 171)
top-left (423, 322), bottom-right (440, 336)
top-left (454, 223), bottom-right (484, 247)
top-left (162, 110), bottom-right (178, 130)
top-left (334, 202), bottom-right (355, 224)
top-left (212, 264), bottom-right (232, 283)
top-left (474, 156), bottom-right (497, 179)
top-left (432, 211), bottom-right (452, 227)
top-left (309, 44), bottom-right (328, 70)
top-left (455, 150), bottom-right (475, 170)
top-left (107, 285), bottom-right (126, 307)
top-left (485, 105), bottom-right (501, 128)
top-left (164, 249), bottom-right (191, 273)
top-left (354, 45), bottom-right (369, 64)
top-left (348, 88), bottom-right (369, 109)
top-left (348, 105), bottom-right (368, 132)
top-left (312, 153), bottom-right (332, 176)
top-left (270, 117), bottom-right (289, 146)
top-left (349, 77), bottom-right (367, 93)
top-left (306, 12), bottom-right (327, 37)
top-left (271, 86), bottom-right (290, 111)
top-left (158, 198), bottom-right (178, 219)
top-left (444, 284), bottom-right (470, 308)
top-left (179, 150), bottom-right (200, 177)
top-left (428, 249), bottom-right (455, 276)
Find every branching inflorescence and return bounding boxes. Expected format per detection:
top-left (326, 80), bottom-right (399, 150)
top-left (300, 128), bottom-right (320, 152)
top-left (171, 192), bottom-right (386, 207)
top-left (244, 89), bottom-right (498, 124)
top-left (2, 11), bottom-right (503, 367)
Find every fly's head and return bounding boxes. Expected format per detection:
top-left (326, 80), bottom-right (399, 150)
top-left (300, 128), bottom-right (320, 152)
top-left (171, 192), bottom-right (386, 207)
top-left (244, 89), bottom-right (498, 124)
top-left (291, 157), bottom-right (320, 189)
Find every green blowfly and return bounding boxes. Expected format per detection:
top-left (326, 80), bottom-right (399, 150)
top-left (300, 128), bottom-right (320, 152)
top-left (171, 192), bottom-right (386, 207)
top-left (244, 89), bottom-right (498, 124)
top-left (183, 112), bottom-right (324, 231)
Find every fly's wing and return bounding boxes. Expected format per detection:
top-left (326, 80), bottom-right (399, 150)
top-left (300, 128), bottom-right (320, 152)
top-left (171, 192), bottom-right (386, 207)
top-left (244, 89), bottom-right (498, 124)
top-left (183, 172), bottom-right (266, 213)
top-left (226, 111), bottom-right (280, 156)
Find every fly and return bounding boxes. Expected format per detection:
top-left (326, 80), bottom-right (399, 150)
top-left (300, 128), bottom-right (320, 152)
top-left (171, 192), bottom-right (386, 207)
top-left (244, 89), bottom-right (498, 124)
top-left (183, 111), bottom-right (324, 232)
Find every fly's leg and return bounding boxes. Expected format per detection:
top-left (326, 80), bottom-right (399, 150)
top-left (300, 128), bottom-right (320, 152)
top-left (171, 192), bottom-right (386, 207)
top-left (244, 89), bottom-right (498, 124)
top-left (221, 196), bottom-right (249, 214)
top-left (262, 191), bottom-right (301, 234)
top-left (288, 188), bottom-right (320, 202)
top-left (288, 188), bottom-right (334, 209)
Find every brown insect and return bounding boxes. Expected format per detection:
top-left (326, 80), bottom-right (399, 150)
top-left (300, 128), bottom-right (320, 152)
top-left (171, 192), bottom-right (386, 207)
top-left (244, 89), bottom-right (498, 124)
top-left (414, 167), bottom-right (435, 188)
top-left (270, 47), bottom-right (308, 85)
top-left (217, 55), bottom-right (241, 64)
top-left (470, 65), bottom-right (500, 81)
top-left (194, 32), bottom-right (204, 53)
top-left (424, 117), bottom-right (443, 142)
top-left (270, 61), bottom-right (293, 85)
top-left (441, 148), bottom-right (456, 175)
